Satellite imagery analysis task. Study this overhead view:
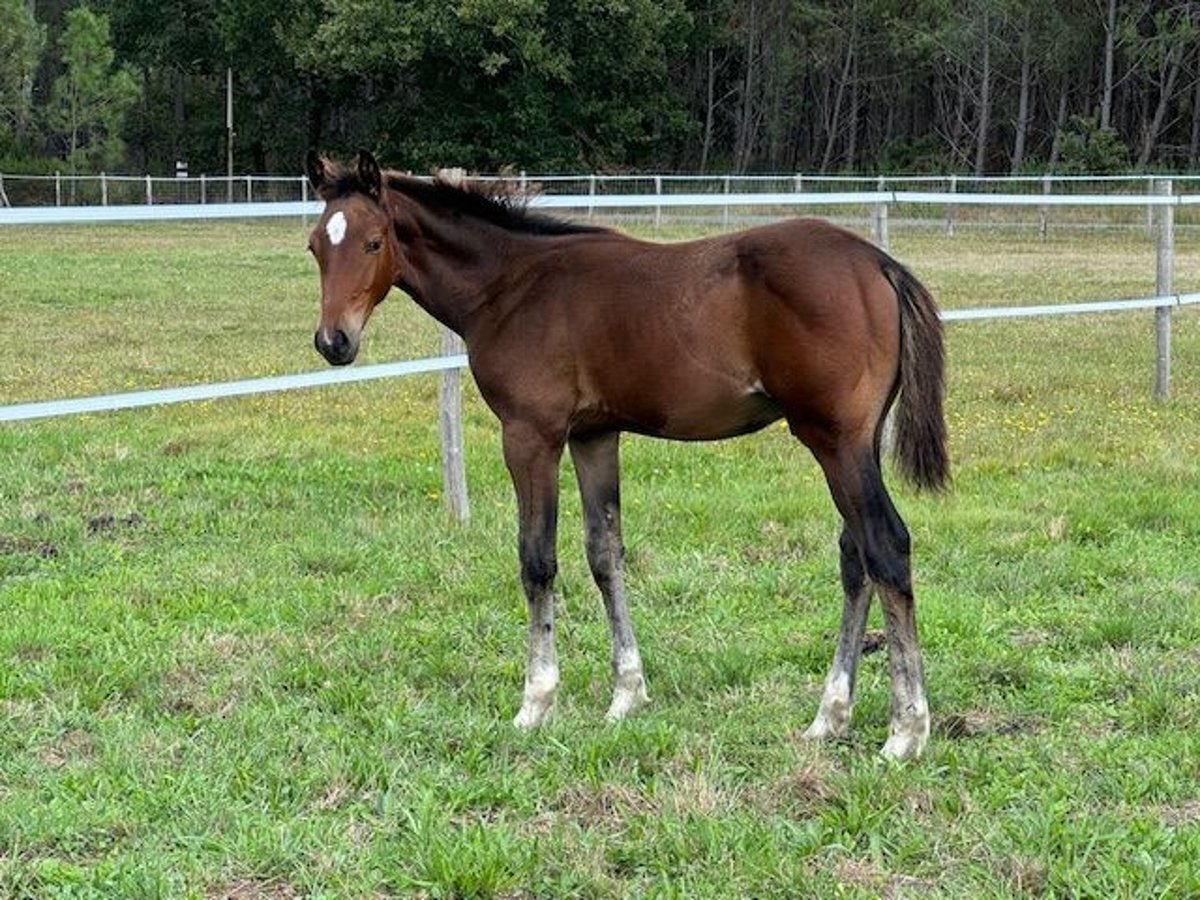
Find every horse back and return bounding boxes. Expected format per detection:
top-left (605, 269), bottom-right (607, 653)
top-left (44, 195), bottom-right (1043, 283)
top-left (467, 219), bottom-right (899, 442)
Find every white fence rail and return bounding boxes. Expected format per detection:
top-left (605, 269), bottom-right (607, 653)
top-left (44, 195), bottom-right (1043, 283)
top-left (4, 170), bottom-right (1200, 209)
top-left (2, 185), bottom-right (1196, 520)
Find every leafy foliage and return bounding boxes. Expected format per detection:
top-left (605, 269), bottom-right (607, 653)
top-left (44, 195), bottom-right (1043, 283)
top-left (0, 0), bottom-right (43, 154)
top-left (1057, 116), bottom-right (1131, 174)
top-left (46, 6), bottom-right (139, 172)
top-left (5, 1), bottom-right (1200, 174)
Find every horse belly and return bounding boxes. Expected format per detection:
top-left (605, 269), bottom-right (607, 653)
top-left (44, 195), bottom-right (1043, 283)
top-left (622, 381), bottom-right (783, 441)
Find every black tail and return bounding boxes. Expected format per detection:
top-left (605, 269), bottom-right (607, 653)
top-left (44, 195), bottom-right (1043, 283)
top-left (881, 258), bottom-right (949, 492)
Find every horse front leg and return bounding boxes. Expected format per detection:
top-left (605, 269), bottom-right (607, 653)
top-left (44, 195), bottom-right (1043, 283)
top-left (568, 431), bottom-right (649, 721)
top-left (503, 421), bottom-right (565, 729)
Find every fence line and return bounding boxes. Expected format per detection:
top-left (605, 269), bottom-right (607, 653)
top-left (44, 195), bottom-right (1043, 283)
top-left (5, 189), bottom-right (1200, 229)
top-left (5, 293), bottom-right (1195, 425)
top-left (0, 355), bottom-right (469, 424)
top-left (4, 171), bottom-right (1200, 207)
top-left (3, 184), bottom-right (1197, 518)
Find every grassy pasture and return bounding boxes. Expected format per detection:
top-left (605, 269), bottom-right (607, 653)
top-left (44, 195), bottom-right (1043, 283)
top-left (1, 215), bottom-right (1199, 897)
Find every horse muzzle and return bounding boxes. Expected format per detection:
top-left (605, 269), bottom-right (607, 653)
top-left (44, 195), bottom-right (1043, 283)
top-left (314, 327), bottom-right (357, 366)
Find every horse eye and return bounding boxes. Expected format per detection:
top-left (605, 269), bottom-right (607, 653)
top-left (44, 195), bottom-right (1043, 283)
top-left (365, 238), bottom-right (383, 254)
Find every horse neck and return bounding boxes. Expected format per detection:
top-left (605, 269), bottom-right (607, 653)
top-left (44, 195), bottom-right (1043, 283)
top-left (391, 194), bottom-right (515, 337)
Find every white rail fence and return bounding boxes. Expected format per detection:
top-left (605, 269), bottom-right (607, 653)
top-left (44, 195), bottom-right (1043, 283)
top-left (2, 186), bottom-right (1197, 520)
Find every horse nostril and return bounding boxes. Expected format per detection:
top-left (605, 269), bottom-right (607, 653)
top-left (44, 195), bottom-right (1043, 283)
top-left (314, 328), bottom-right (355, 365)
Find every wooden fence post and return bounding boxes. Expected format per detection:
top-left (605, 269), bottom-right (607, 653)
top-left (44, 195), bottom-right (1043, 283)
top-left (870, 198), bottom-right (889, 251)
top-left (945, 174), bottom-right (956, 237)
top-left (1038, 173), bottom-right (1051, 240)
top-left (873, 192), bottom-right (895, 453)
top-left (440, 328), bottom-right (470, 522)
top-left (1154, 179), bottom-right (1173, 400)
top-left (434, 165), bottom-right (471, 522)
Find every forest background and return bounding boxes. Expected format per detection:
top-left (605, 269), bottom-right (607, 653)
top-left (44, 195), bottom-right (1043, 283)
top-left (1, 0), bottom-right (1198, 178)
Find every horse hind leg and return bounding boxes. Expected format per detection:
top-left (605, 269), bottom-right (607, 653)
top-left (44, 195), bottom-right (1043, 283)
top-left (807, 439), bottom-right (930, 759)
top-left (804, 528), bottom-right (873, 740)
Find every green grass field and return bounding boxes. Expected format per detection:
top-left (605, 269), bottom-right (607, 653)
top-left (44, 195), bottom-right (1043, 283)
top-left (1, 216), bottom-right (1199, 897)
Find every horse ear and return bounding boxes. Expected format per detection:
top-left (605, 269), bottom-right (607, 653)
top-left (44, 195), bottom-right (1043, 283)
top-left (306, 151), bottom-right (332, 198)
top-left (356, 149), bottom-right (382, 201)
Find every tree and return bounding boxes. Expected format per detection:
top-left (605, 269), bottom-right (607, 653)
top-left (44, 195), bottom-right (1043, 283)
top-left (47, 6), bottom-right (139, 174)
top-left (0, 0), bottom-right (44, 154)
top-left (285, 0), bottom-right (691, 171)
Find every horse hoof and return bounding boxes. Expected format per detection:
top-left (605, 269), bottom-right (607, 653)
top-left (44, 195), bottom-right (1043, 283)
top-left (802, 712), bottom-right (850, 741)
top-left (513, 699), bottom-right (554, 730)
top-left (605, 678), bottom-right (650, 722)
top-left (880, 729), bottom-right (928, 761)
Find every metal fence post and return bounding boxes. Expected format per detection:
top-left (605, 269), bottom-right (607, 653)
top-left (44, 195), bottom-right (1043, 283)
top-left (588, 174), bottom-right (596, 219)
top-left (301, 176), bottom-right (309, 230)
top-left (723, 174), bottom-right (731, 229)
top-left (55, 171), bottom-right (62, 206)
top-left (1154, 179), bottom-right (1173, 400)
top-left (439, 327), bottom-right (470, 522)
top-left (200, 174), bottom-right (207, 205)
top-left (654, 175), bottom-right (662, 229)
top-left (145, 174), bottom-right (153, 205)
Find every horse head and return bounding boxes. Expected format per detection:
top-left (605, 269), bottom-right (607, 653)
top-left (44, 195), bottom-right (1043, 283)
top-left (305, 149), bottom-right (396, 366)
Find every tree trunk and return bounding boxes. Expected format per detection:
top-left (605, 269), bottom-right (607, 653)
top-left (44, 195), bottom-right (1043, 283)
top-left (1137, 41), bottom-right (1183, 169)
top-left (733, 0), bottom-right (759, 173)
top-left (820, 24), bottom-right (855, 173)
top-left (973, 11), bottom-right (992, 176)
top-left (1190, 53), bottom-right (1200, 166)
top-left (846, 29), bottom-right (861, 171)
top-left (1048, 85), bottom-right (1070, 170)
top-left (1100, 0), bottom-right (1117, 129)
top-left (700, 43), bottom-right (716, 172)
top-left (1011, 20), bottom-right (1032, 174)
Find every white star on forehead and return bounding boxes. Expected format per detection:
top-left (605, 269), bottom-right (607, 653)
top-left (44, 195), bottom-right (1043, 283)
top-left (325, 210), bottom-right (347, 245)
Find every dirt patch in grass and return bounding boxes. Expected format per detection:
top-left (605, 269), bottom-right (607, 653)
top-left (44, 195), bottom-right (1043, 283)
top-left (0, 534), bottom-right (59, 559)
top-left (832, 856), bottom-right (934, 898)
top-left (160, 631), bottom-right (268, 719)
top-left (993, 855), bottom-right (1049, 895)
top-left (86, 511), bottom-right (145, 535)
top-left (37, 729), bottom-right (96, 769)
top-left (550, 768), bottom-right (743, 832)
top-left (755, 764), bottom-right (838, 817)
top-left (206, 880), bottom-right (299, 900)
top-left (938, 711), bottom-right (1038, 740)
top-left (1158, 799), bottom-right (1200, 827)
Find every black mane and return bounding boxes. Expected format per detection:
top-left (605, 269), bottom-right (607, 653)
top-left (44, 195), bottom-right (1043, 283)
top-left (388, 174), bottom-right (609, 237)
top-left (316, 157), bottom-right (605, 237)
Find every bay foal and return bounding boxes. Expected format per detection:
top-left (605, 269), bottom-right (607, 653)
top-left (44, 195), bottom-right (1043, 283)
top-left (305, 152), bottom-right (948, 759)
